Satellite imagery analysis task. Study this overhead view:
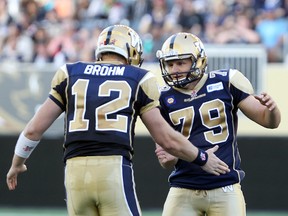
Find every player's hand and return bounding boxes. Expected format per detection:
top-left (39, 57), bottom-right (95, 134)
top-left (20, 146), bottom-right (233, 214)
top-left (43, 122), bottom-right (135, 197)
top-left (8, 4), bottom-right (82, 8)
top-left (6, 164), bottom-right (27, 190)
top-left (201, 145), bottom-right (230, 176)
top-left (155, 145), bottom-right (178, 169)
top-left (254, 92), bottom-right (277, 111)
top-left (155, 146), bottom-right (177, 163)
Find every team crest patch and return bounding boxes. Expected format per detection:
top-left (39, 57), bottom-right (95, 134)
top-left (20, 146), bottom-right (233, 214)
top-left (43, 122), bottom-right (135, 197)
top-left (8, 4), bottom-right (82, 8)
top-left (207, 82), bottom-right (223, 92)
top-left (165, 96), bottom-right (175, 105)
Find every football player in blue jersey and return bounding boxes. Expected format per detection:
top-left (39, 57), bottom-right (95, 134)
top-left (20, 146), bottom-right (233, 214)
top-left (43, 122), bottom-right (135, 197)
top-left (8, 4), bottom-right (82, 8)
top-left (155, 32), bottom-right (281, 216)
top-left (6, 25), bottom-right (230, 216)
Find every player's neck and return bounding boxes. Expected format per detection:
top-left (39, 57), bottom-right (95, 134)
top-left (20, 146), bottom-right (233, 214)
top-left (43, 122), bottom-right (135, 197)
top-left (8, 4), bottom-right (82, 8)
top-left (101, 54), bottom-right (127, 64)
top-left (186, 80), bottom-right (199, 90)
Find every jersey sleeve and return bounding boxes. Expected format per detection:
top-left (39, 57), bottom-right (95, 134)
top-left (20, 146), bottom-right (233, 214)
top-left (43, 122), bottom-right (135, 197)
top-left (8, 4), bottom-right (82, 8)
top-left (138, 72), bottom-right (160, 115)
top-left (48, 64), bottom-right (68, 111)
top-left (229, 69), bottom-right (254, 105)
top-left (158, 86), bottom-right (174, 125)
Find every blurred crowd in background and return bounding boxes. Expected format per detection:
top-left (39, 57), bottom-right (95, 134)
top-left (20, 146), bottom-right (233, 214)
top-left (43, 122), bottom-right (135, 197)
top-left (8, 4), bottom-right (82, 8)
top-left (0, 0), bottom-right (287, 68)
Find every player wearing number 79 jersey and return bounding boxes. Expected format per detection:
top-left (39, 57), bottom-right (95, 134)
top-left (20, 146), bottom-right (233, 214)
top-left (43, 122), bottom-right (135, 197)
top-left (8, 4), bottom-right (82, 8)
top-left (155, 32), bottom-right (281, 216)
top-left (159, 68), bottom-right (251, 187)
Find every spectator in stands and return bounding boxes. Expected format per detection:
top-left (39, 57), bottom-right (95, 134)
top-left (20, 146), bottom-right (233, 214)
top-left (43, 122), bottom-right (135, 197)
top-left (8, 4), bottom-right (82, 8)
top-left (72, 27), bottom-right (95, 62)
top-left (32, 26), bottom-right (52, 67)
top-left (85, 0), bottom-right (127, 25)
top-left (46, 19), bottom-right (79, 64)
top-left (53, 0), bottom-right (75, 20)
top-left (20, 0), bottom-right (47, 25)
top-left (33, 42), bottom-right (52, 68)
top-left (128, 0), bottom-right (150, 29)
top-left (213, 12), bottom-right (260, 44)
top-left (0, 22), bottom-right (34, 63)
top-left (138, 0), bottom-right (175, 61)
top-left (255, 6), bottom-right (288, 62)
top-left (0, 0), bottom-right (15, 54)
top-left (169, 0), bottom-right (205, 33)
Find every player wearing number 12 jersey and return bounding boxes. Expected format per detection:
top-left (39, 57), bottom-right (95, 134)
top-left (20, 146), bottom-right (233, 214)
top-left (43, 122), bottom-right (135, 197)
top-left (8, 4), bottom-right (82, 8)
top-left (6, 26), bottom-right (230, 216)
top-left (155, 32), bottom-right (281, 216)
top-left (55, 60), bottom-right (155, 161)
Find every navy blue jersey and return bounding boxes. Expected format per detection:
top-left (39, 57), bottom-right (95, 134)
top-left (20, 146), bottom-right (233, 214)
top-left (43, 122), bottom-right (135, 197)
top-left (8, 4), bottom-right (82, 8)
top-left (49, 61), bottom-right (160, 162)
top-left (159, 69), bottom-right (254, 189)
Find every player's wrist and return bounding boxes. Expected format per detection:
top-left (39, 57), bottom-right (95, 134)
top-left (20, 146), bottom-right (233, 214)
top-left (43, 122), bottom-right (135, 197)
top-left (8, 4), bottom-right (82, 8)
top-left (192, 149), bottom-right (208, 166)
top-left (14, 132), bottom-right (40, 159)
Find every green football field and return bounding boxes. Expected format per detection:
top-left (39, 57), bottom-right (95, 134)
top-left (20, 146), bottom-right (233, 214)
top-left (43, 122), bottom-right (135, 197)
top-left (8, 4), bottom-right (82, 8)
top-left (0, 208), bottom-right (287, 216)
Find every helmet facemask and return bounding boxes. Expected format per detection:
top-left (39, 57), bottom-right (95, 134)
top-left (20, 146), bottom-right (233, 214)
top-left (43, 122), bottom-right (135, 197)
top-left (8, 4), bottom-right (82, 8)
top-left (160, 55), bottom-right (206, 88)
top-left (126, 31), bottom-right (144, 66)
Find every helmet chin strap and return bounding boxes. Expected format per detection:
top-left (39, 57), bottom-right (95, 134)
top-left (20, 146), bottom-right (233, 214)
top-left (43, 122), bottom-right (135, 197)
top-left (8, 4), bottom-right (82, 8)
top-left (173, 68), bottom-right (202, 88)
